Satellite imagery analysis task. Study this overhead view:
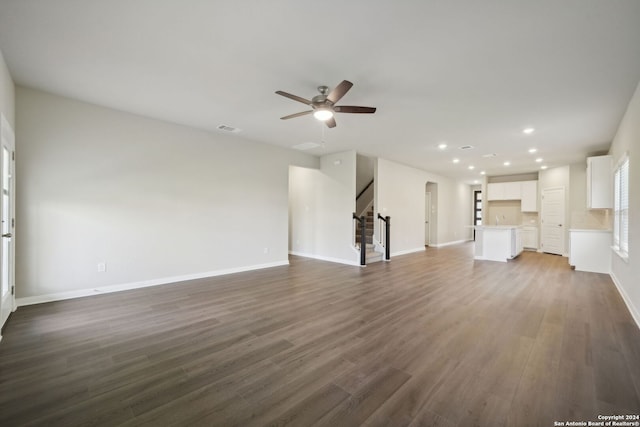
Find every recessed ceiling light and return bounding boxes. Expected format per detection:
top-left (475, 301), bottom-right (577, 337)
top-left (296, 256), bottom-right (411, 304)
top-left (438, 143), bottom-right (447, 150)
top-left (453, 158), bottom-right (460, 164)
top-left (468, 165), bottom-right (475, 170)
top-left (474, 180), bottom-right (479, 184)
top-left (528, 148), bottom-right (537, 153)
top-left (535, 158), bottom-right (543, 163)
top-left (480, 171), bottom-right (486, 175)
top-left (523, 128), bottom-right (535, 134)
top-left (504, 161), bottom-right (511, 166)
top-left (541, 165), bottom-right (548, 170)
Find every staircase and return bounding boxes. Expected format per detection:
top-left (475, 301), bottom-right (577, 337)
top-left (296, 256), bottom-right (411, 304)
top-left (355, 206), bottom-right (383, 263)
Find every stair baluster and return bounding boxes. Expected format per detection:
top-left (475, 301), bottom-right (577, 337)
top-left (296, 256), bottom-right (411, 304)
top-left (353, 213), bottom-right (366, 266)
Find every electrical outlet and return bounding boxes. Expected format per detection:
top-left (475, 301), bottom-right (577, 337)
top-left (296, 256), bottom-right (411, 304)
top-left (97, 262), bottom-right (106, 272)
top-left (263, 247), bottom-right (269, 254)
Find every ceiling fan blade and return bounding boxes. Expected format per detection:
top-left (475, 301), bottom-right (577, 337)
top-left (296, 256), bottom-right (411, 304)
top-left (327, 80), bottom-right (353, 104)
top-left (280, 110), bottom-right (313, 120)
top-left (334, 106), bottom-right (376, 114)
top-left (325, 117), bottom-right (337, 128)
top-left (275, 91), bottom-right (312, 105)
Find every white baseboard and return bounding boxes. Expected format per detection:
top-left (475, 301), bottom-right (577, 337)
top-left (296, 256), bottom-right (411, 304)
top-left (391, 247), bottom-right (426, 257)
top-left (288, 251), bottom-right (361, 266)
top-left (431, 239), bottom-right (471, 248)
top-left (610, 271), bottom-right (640, 330)
top-left (16, 260), bottom-right (290, 307)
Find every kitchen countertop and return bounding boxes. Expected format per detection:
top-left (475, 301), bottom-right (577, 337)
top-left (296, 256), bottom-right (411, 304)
top-left (569, 229), bottom-right (612, 233)
top-left (475, 225), bottom-right (521, 230)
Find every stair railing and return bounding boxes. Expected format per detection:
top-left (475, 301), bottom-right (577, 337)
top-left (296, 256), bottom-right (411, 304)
top-left (377, 214), bottom-right (391, 261)
top-left (356, 179), bottom-right (374, 201)
top-left (353, 213), bottom-right (366, 266)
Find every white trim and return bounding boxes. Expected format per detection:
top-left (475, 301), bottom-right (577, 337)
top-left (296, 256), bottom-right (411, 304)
top-left (611, 246), bottom-right (630, 263)
top-left (16, 260), bottom-right (290, 307)
top-left (610, 271), bottom-right (640, 330)
top-left (372, 237), bottom-right (385, 254)
top-left (391, 246), bottom-right (426, 257)
top-left (288, 251), bottom-right (361, 266)
top-left (431, 239), bottom-right (472, 248)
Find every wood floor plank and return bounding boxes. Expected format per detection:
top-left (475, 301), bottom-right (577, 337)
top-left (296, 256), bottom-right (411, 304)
top-left (314, 366), bottom-right (411, 427)
top-left (1, 244), bottom-right (639, 426)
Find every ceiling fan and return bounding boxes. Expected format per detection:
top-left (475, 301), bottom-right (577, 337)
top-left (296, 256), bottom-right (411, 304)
top-left (275, 80), bottom-right (376, 128)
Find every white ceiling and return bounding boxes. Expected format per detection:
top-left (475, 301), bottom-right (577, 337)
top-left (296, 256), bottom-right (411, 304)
top-left (1, 0), bottom-right (640, 183)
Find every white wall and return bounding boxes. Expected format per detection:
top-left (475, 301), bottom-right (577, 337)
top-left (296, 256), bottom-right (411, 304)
top-left (355, 154), bottom-right (374, 215)
top-left (0, 48), bottom-right (14, 128)
top-left (289, 151), bottom-right (358, 265)
top-left (608, 80), bottom-right (640, 326)
top-left (376, 158), bottom-right (473, 255)
top-left (355, 154), bottom-right (374, 195)
top-left (16, 87), bottom-right (318, 300)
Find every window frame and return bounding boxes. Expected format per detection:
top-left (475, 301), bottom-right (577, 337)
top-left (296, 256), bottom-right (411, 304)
top-left (613, 153), bottom-right (629, 262)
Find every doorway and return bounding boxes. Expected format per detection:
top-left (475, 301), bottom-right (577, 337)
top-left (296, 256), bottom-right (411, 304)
top-left (541, 187), bottom-right (565, 255)
top-left (425, 192), bottom-right (431, 246)
top-left (425, 182), bottom-right (437, 246)
top-left (0, 114), bottom-right (15, 334)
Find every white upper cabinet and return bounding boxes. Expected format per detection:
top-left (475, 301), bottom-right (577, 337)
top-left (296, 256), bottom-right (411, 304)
top-left (488, 182), bottom-right (521, 200)
top-left (487, 180), bottom-right (537, 211)
top-left (503, 182), bottom-right (522, 200)
top-left (487, 183), bottom-right (504, 201)
top-left (521, 181), bottom-right (538, 212)
top-left (586, 155), bottom-right (612, 209)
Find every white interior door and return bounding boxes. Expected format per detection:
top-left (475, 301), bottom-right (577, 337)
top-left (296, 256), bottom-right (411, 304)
top-left (425, 192), bottom-right (431, 246)
top-left (0, 114), bottom-right (15, 334)
top-left (541, 187), bottom-right (565, 255)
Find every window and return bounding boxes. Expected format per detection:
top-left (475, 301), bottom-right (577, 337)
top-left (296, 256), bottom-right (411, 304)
top-left (474, 190), bottom-right (482, 226)
top-left (473, 190), bottom-right (482, 241)
top-left (613, 155), bottom-right (629, 260)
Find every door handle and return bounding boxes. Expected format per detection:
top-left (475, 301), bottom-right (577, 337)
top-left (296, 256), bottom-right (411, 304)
top-left (2, 233), bottom-right (12, 238)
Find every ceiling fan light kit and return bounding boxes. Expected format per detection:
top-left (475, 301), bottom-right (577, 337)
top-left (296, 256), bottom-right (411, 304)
top-left (276, 80), bottom-right (376, 128)
top-left (313, 108), bottom-right (333, 121)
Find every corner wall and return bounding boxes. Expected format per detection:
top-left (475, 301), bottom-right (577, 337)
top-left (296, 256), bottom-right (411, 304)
top-left (289, 151), bottom-right (358, 265)
top-left (0, 48), bottom-right (14, 128)
top-left (376, 158), bottom-right (473, 255)
top-left (16, 87), bottom-right (318, 300)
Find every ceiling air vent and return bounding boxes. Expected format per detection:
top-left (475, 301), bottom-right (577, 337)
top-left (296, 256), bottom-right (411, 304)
top-left (482, 153), bottom-right (497, 158)
top-left (217, 124), bottom-right (241, 133)
top-left (459, 145), bottom-right (474, 150)
top-left (292, 142), bottom-right (320, 151)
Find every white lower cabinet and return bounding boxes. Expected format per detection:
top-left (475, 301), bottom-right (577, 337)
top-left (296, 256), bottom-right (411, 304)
top-left (474, 226), bottom-right (523, 262)
top-left (568, 229), bottom-right (612, 274)
top-left (521, 226), bottom-right (538, 250)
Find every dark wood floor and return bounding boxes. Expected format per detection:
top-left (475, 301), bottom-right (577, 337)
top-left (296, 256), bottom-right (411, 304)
top-left (1, 243), bottom-right (639, 426)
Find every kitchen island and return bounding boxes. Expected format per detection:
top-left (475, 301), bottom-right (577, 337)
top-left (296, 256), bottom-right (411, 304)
top-left (474, 225), bottom-right (523, 262)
